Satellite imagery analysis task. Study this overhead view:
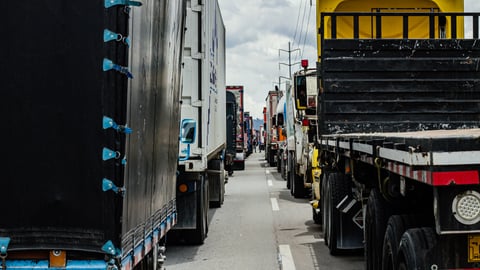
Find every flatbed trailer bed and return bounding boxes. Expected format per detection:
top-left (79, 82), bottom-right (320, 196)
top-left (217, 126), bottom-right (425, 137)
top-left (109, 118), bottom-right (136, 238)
top-left (320, 128), bottom-right (480, 186)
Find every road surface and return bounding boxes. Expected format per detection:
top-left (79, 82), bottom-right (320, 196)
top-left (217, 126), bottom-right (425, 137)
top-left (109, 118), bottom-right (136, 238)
top-left (165, 152), bottom-right (364, 270)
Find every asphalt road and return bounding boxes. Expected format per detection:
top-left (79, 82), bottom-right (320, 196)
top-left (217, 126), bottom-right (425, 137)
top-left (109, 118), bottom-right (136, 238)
top-left (164, 152), bottom-right (364, 270)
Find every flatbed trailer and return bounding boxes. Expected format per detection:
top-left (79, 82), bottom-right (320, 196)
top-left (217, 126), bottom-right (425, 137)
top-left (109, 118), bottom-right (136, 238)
top-left (314, 5), bottom-right (480, 269)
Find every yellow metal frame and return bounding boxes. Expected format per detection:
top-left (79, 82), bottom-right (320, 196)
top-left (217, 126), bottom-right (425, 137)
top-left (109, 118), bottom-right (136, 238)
top-left (316, 0), bottom-right (465, 59)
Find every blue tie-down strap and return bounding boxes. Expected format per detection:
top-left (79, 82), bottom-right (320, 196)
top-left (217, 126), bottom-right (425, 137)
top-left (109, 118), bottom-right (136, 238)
top-left (103, 29), bottom-right (130, 47)
top-left (103, 147), bottom-right (120, 161)
top-left (103, 116), bottom-right (132, 134)
top-left (105, 0), bottom-right (142, 8)
top-left (0, 237), bottom-right (10, 256)
top-left (102, 178), bottom-right (125, 195)
top-left (101, 241), bottom-right (122, 257)
top-left (103, 58), bottom-right (133, 79)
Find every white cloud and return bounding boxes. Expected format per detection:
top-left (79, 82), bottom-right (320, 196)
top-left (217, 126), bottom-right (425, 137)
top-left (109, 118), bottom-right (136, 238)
top-left (219, 0), bottom-right (480, 119)
top-left (219, 0), bottom-right (316, 119)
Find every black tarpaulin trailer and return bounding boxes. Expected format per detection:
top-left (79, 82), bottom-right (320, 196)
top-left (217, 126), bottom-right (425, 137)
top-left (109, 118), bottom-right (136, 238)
top-left (1, 0), bottom-right (186, 269)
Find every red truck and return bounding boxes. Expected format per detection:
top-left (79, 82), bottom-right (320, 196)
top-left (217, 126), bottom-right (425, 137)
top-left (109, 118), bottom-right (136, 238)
top-left (226, 86), bottom-right (246, 170)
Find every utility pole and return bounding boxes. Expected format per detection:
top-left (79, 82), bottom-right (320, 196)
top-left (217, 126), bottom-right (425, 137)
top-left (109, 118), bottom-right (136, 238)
top-left (279, 42), bottom-right (300, 79)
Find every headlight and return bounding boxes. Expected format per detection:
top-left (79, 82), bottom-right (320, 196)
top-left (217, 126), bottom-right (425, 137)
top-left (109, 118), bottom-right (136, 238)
top-left (452, 190), bottom-right (480, 225)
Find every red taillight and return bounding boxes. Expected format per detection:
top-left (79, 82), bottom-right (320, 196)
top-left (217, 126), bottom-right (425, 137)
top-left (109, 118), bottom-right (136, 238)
top-left (302, 119), bottom-right (309, 126)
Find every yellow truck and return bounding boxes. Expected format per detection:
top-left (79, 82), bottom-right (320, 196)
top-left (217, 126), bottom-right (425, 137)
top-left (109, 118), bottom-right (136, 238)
top-left (314, 0), bottom-right (480, 269)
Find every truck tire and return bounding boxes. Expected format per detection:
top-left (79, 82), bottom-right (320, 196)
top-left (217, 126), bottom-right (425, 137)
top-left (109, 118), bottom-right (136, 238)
top-left (269, 151), bottom-right (275, 167)
top-left (238, 160), bottom-right (245, 170)
top-left (287, 152), bottom-right (294, 190)
top-left (397, 228), bottom-right (437, 270)
top-left (277, 151), bottom-right (282, 172)
top-left (324, 172), bottom-right (350, 255)
top-left (190, 175), bottom-right (209, 244)
top-left (382, 215), bottom-right (417, 270)
top-left (321, 172), bottom-right (330, 245)
top-left (293, 173), bottom-right (306, 198)
top-left (365, 189), bottom-right (392, 270)
top-left (312, 207), bottom-right (322, 224)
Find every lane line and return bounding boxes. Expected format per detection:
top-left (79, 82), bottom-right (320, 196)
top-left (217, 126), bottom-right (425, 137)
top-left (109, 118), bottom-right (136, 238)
top-left (267, 180), bottom-right (273, 186)
top-left (270, 198), bottom-right (280, 211)
top-left (279, 244), bottom-right (296, 270)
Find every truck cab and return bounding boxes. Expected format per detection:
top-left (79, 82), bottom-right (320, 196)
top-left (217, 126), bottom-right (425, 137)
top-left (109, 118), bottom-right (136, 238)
top-left (287, 61), bottom-right (318, 199)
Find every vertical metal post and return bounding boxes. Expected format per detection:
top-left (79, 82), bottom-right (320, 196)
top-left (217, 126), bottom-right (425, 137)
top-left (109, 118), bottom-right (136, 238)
top-left (429, 14), bottom-right (435, 38)
top-left (353, 15), bottom-right (359, 39)
top-left (451, 15), bottom-right (457, 38)
top-left (474, 15), bottom-right (479, 39)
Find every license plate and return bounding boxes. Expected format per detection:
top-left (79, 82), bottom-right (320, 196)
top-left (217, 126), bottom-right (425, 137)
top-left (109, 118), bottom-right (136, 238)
top-left (468, 235), bottom-right (480, 262)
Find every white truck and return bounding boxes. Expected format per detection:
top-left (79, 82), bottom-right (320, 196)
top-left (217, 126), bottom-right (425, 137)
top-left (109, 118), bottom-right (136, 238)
top-left (285, 63), bottom-right (318, 199)
top-left (170, 0), bottom-right (226, 245)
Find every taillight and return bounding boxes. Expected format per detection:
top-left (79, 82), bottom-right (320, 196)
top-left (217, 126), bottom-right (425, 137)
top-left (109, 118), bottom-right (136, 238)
top-left (302, 118), bottom-right (309, 127)
top-left (178, 184), bottom-right (188, 193)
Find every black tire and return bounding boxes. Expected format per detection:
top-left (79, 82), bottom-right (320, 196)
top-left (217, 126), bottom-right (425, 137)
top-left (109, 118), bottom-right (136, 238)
top-left (286, 171), bottom-right (291, 189)
top-left (312, 207), bottom-right (322, 224)
top-left (281, 156), bottom-right (287, 180)
top-left (321, 172), bottom-right (330, 246)
top-left (238, 160), bottom-right (245, 170)
top-left (287, 152), bottom-right (293, 190)
top-left (382, 215), bottom-right (417, 270)
top-left (397, 228), bottom-right (437, 270)
top-left (277, 151), bottom-right (282, 172)
top-left (325, 173), bottom-right (350, 255)
top-left (269, 150), bottom-right (275, 167)
top-left (293, 172), bottom-right (306, 198)
top-left (365, 189), bottom-right (392, 270)
top-left (290, 170), bottom-right (295, 196)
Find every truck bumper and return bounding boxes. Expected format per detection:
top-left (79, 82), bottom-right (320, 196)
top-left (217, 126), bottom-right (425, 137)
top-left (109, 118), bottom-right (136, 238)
top-left (424, 233), bottom-right (480, 269)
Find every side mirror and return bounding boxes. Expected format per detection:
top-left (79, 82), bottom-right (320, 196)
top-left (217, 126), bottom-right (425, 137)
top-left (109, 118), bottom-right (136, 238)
top-left (277, 114), bottom-right (284, 126)
top-left (180, 119), bottom-right (196, 144)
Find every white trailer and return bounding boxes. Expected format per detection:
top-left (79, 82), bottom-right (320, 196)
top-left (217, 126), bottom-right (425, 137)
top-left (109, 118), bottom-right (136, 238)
top-left (170, 0), bottom-right (226, 244)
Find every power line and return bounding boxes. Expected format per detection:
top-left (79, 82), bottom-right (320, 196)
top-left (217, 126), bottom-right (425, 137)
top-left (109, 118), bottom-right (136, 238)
top-left (291, 0), bottom-right (304, 48)
top-left (301, 3), bottom-right (313, 59)
top-left (297, 0), bottom-right (308, 49)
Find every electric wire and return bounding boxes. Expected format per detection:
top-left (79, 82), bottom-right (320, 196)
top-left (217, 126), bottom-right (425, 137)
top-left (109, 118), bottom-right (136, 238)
top-left (291, 0), bottom-right (304, 48)
top-left (295, 0), bottom-right (308, 61)
top-left (301, 3), bottom-right (313, 59)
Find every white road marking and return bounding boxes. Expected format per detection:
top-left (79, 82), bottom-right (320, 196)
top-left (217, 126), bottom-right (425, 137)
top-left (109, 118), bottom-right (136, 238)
top-left (270, 198), bottom-right (280, 211)
top-left (267, 180), bottom-right (273, 186)
top-left (279, 245), bottom-right (296, 270)
top-left (266, 169), bottom-right (271, 174)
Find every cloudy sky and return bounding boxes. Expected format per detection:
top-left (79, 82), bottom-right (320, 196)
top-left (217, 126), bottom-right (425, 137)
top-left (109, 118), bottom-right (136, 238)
top-left (218, 0), bottom-right (480, 120)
